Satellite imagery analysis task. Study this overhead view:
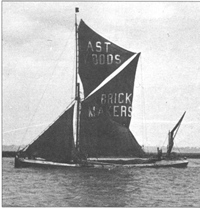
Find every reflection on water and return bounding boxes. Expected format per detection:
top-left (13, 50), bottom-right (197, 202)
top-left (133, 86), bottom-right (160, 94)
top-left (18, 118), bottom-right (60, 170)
top-left (2, 158), bottom-right (200, 207)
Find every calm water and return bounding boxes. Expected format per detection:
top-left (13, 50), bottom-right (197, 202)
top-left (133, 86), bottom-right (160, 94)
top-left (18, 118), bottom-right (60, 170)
top-left (2, 158), bottom-right (200, 207)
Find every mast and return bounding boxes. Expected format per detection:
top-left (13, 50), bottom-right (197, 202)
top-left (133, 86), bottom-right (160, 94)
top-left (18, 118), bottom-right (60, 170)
top-left (75, 7), bottom-right (80, 151)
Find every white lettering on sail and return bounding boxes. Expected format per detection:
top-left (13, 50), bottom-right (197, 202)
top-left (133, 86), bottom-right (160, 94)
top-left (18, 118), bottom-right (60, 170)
top-left (88, 93), bottom-right (133, 118)
top-left (108, 93), bottom-right (113, 104)
top-left (101, 94), bottom-right (106, 104)
top-left (113, 106), bottom-right (119, 117)
top-left (118, 93), bottom-right (124, 104)
top-left (88, 41), bottom-right (111, 53)
top-left (107, 54), bottom-right (113, 65)
top-left (91, 54), bottom-right (121, 65)
top-left (125, 93), bottom-right (132, 104)
top-left (100, 93), bottom-right (132, 105)
top-left (96, 41), bottom-right (102, 52)
top-left (88, 106), bottom-right (104, 117)
top-left (115, 54), bottom-right (121, 64)
top-left (86, 41), bottom-right (121, 65)
top-left (121, 106), bottom-right (126, 117)
top-left (114, 93), bottom-right (117, 104)
top-left (87, 41), bottom-right (94, 52)
top-left (88, 105), bottom-right (132, 118)
top-left (104, 42), bottom-right (111, 53)
top-left (92, 54), bottom-right (98, 65)
top-left (99, 54), bottom-right (105, 65)
top-left (128, 106), bottom-right (132, 117)
top-left (88, 106), bottom-right (95, 117)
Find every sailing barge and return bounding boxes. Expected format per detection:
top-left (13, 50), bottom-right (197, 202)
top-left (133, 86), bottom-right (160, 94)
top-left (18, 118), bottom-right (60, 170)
top-left (15, 9), bottom-right (188, 169)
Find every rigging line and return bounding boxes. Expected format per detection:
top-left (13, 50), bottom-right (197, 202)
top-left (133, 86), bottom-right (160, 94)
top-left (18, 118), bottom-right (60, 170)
top-left (4, 99), bottom-right (75, 136)
top-left (174, 141), bottom-right (181, 153)
top-left (19, 27), bottom-right (74, 148)
top-left (171, 124), bottom-right (183, 154)
top-left (140, 54), bottom-right (147, 147)
top-left (162, 134), bottom-right (168, 148)
top-left (3, 123), bottom-right (51, 134)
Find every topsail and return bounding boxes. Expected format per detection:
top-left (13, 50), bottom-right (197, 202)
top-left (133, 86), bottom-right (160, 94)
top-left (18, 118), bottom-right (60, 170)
top-left (79, 20), bottom-right (136, 97)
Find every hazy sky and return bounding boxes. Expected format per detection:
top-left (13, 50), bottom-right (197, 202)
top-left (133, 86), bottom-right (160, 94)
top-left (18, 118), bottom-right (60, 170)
top-left (2, 2), bottom-right (200, 149)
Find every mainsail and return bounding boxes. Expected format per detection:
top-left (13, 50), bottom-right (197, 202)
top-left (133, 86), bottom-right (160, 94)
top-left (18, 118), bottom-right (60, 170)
top-left (79, 53), bottom-right (144, 157)
top-left (78, 20), bottom-right (143, 157)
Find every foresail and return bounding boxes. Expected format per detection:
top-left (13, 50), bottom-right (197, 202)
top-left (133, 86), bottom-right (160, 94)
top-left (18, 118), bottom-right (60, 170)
top-left (23, 104), bottom-right (75, 163)
top-left (78, 20), bottom-right (136, 97)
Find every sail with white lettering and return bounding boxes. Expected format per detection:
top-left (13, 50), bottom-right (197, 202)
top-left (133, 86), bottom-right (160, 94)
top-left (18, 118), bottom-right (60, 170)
top-left (79, 20), bottom-right (136, 97)
top-left (79, 54), bottom-right (144, 157)
top-left (81, 53), bottom-right (140, 128)
top-left (77, 20), bottom-right (144, 157)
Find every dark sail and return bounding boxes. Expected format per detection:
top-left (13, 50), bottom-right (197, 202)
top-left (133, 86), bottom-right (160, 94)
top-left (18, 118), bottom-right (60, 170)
top-left (22, 105), bottom-right (75, 162)
top-left (83, 53), bottom-right (140, 128)
top-left (80, 112), bottom-right (144, 157)
top-left (79, 54), bottom-right (144, 157)
top-left (167, 111), bottom-right (186, 156)
top-left (171, 111), bottom-right (186, 136)
top-left (78, 20), bottom-right (136, 97)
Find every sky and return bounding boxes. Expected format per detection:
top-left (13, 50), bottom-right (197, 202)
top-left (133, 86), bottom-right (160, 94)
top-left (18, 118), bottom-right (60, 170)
top-left (2, 2), bottom-right (200, 149)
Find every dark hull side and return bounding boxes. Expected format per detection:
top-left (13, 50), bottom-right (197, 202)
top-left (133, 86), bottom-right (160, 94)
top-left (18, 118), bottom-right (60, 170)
top-left (14, 156), bottom-right (188, 169)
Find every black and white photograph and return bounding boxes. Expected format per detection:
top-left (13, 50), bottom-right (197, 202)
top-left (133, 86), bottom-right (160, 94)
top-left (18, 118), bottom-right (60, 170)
top-left (2, 1), bottom-right (200, 207)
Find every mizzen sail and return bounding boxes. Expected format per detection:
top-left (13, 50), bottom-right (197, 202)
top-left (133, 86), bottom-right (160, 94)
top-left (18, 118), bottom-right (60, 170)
top-left (167, 111), bottom-right (186, 156)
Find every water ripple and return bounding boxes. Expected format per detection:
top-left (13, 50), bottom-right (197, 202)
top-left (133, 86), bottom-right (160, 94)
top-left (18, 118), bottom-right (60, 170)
top-left (2, 158), bottom-right (200, 207)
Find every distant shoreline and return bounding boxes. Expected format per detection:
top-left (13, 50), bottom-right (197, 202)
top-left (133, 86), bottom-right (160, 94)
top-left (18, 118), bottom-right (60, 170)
top-left (2, 151), bottom-right (200, 159)
top-left (2, 151), bottom-right (17, 157)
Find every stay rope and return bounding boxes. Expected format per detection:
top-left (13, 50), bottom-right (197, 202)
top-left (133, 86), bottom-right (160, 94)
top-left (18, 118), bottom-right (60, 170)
top-left (140, 54), bottom-right (148, 149)
top-left (19, 27), bottom-right (74, 150)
